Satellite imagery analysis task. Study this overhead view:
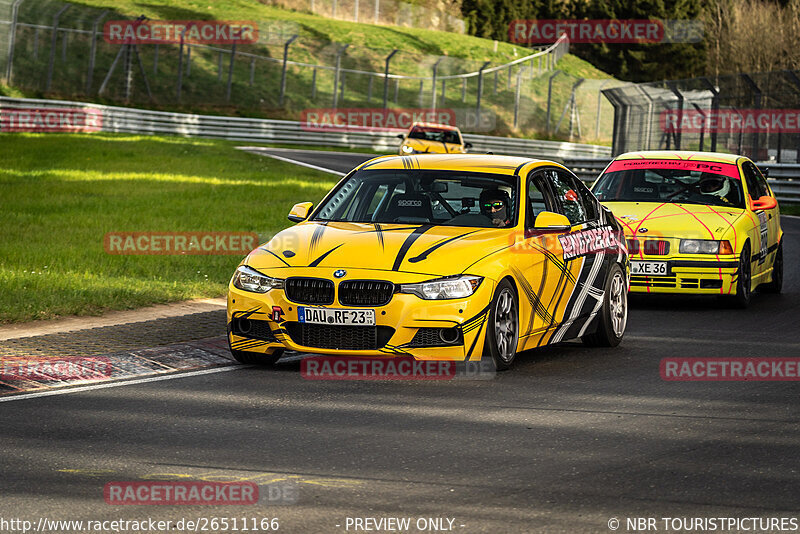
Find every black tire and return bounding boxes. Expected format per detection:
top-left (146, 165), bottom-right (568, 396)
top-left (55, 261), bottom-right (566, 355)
top-left (728, 243), bottom-right (752, 308)
top-left (582, 263), bottom-right (627, 347)
top-left (483, 279), bottom-right (519, 371)
top-left (230, 348), bottom-right (283, 365)
top-left (760, 241), bottom-right (783, 294)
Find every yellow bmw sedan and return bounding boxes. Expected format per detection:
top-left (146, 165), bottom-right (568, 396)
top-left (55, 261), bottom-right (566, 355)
top-left (592, 151), bottom-right (783, 307)
top-left (227, 154), bottom-right (628, 370)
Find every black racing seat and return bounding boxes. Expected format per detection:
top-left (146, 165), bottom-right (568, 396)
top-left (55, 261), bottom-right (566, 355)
top-left (383, 193), bottom-right (433, 222)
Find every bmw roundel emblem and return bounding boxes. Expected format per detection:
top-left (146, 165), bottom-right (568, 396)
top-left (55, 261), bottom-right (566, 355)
top-left (333, 269), bottom-right (347, 278)
top-left (638, 227), bottom-right (649, 233)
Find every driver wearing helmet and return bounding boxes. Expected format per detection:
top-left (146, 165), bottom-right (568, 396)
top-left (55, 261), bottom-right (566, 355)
top-left (480, 188), bottom-right (511, 227)
top-left (698, 173), bottom-right (731, 202)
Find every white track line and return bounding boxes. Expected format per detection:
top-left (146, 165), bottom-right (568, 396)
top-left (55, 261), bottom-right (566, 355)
top-left (0, 365), bottom-right (241, 403)
top-left (238, 148), bottom-right (346, 176)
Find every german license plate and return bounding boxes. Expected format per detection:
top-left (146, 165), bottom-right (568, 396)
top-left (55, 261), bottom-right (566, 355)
top-left (631, 261), bottom-right (668, 275)
top-left (298, 307), bottom-right (375, 326)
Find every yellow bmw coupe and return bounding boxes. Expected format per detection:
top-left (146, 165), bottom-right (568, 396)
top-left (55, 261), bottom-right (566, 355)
top-left (397, 123), bottom-right (472, 155)
top-left (227, 154), bottom-right (628, 370)
top-left (592, 151), bottom-right (783, 307)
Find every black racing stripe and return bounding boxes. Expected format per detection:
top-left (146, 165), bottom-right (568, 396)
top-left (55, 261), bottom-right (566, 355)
top-left (261, 249), bottom-right (290, 267)
top-left (513, 161), bottom-right (528, 175)
top-left (461, 303), bottom-right (491, 334)
top-left (234, 307), bottom-right (262, 320)
top-left (464, 320), bottom-right (486, 361)
top-left (409, 231), bottom-right (478, 263)
top-left (309, 244), bottom-right (343, 267)
top-left (392, 225), bottom-right (433, 271)
top-left (309, 222), bottom-right (328, 253)
top-left (355, 226), bottom-right (419, 234)
top-left (375, 223), bottom-right (385, 250)
top-left (510, 266), bottom-right (552, 330)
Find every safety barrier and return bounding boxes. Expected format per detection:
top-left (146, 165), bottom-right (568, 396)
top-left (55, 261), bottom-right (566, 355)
top-left (0, 96), bottom-right (613, 160)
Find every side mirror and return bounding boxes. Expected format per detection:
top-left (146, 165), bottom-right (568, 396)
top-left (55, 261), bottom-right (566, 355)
top-left (396, 134), bottom-right (405, 139)
top-left (464, 142), bottom-right (473, 149)
top-left (288, 202), bottom-right (313, 223)
top-left (751, 195), bottom-right (777, 211)
top-left (533, 211), bottom-right (572, 232)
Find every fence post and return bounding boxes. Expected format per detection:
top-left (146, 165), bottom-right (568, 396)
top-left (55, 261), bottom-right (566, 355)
top-left (374, 0), bottom-right (379, 24)
top-left (461, 77), bottom-right (466, 102)
top-left (513, 67), bottom-right (528, 128)
top-left (217, 51), bottom-right (223, 81)
top-left (394, 78), bottom-right (399, 103)
top-left (441, 79), bottom-right (446, 104)
top-left (33, 28), bottom-right (39, 60)
top-left (545, 70), bottom-right (562, 134)
top-left (176, 25), bottom-right (190, 101)
top-left (666, 81), bottom-right (684, 150)
top-left (595, 79), bottom-right (611, 140)
top-left (332, 43), bottom-right (349, 108)
top-left (354, 0), bottom-right (359, 22)
top-left (382, 49), bottom-right (397, 110)
top-left (5, 0), bottom-right (24, 83)
top-left (475, 61), bottom-right (490, 127)
top-left (367, 75), bottom-right (373, 102)
top-left (431, 57), bottom-right (443, 111)
top-left (61, 27), bottom-right (68, 62)
top-left (699, 77), bottom-right (720, 152)
top-left (279, 34), bottom-right (298, 106)
top-left (86, 9), bottom-right (108, 94)
top-left (249, 57), bottom-right (255, 86)
top-left (45, 4), bottom-right (71, 92)
top-left (226, 41), bottom-right (237, 102)
top-left (333, 0), bottom-right (338, 18)
top-left (781, 71), bottom-right (800, 162)
top-left (186, 45), bottom-right (191, 76)
top-left (311, 67), bottom-right (317, 99)
top-left (740, 74), bottom-right (762, 160)
top-left (153, 44), bottom-right (159, 73)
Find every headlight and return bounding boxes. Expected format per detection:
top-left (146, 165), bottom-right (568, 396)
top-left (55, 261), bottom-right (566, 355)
top-left (231, 265), bottom-right (284, 293)
top-left (679, 239), bottom-right (733, 255)
top-left (401, 145), bottom-right (414, 153)
top-left (399, 275), bottom-right (483, 300)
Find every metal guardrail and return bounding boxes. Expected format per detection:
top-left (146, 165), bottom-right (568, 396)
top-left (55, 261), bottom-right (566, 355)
top-left (563, 158), bottom-right (800, 204)
top-left (0, 96), bottom-right (613, 160)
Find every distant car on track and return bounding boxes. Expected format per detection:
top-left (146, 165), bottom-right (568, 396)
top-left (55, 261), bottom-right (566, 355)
top-left (591, 151), bottom-right (783, 307)
top-left (397, 122), bottom-right (472, 155)
top-left (227, 154), bottom-right (628, 370)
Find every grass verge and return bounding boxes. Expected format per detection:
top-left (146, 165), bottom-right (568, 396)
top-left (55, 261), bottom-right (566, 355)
top-left (0, 133), bottom-right (338, 324)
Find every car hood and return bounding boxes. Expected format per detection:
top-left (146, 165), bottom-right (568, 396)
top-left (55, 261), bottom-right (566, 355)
top-left (603, 201), bottom-right (745, 240)
top-left (246, 221), bottom-right (511, 276)
top-left (405, 138), bottom-right (463, 154)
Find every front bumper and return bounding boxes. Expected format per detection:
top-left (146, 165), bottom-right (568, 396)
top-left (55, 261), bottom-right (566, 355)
top-left (628, 256), bottom-right (739, 294)
top-left (227, 268), bottom-right (495, 361)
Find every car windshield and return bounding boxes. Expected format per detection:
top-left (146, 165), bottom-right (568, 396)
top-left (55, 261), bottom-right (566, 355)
top-left (408, 126), bottom-right (461, 145)
top-left (312, 170), bottom-right (517, 228)
top-left (593, 167), bottom-right (745, 208)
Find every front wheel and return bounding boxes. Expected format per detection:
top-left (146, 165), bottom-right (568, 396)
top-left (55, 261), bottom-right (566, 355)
top-left (483, 279), bottom-right (519, 371)
top-left (729, 244), bottom-right (752, 308)
top-left (760, 241), bottom-right (783, 294)
top-left (582, 263), bottom-right (627, 347)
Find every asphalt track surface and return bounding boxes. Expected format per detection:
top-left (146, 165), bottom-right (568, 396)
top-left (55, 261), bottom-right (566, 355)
top-left (1, 149), bottom-right (799, 533)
